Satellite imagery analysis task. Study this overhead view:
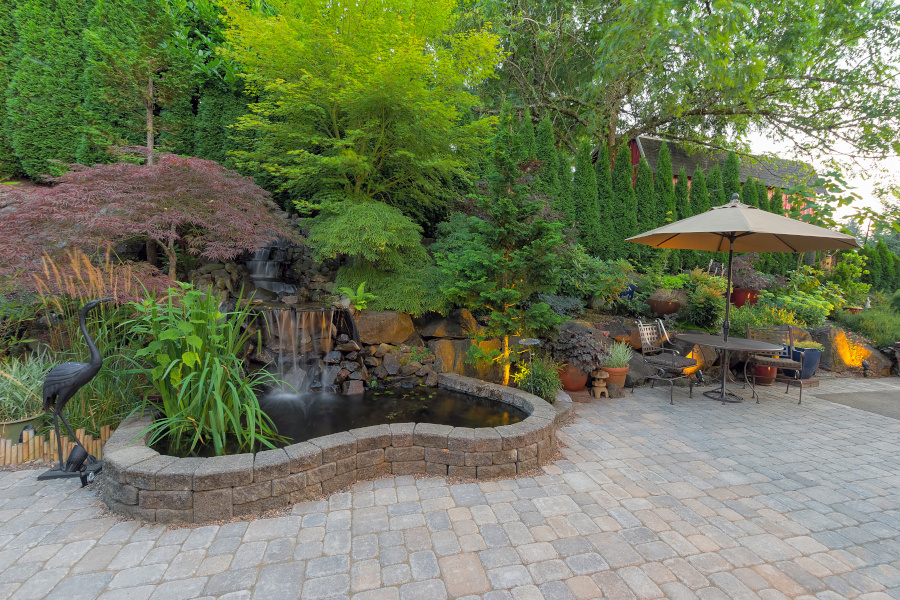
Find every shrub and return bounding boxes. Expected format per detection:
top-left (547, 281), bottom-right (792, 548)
top-left (728, 302), bottom-right (806, 336)
top-left (127, 284), bottom-right (283, 456)
top-left (536, 294), bottom-right (584, 318)
top-left (686, 286), bottom-right (726, 330)
top-left (550, 323), bottom-right (605, 374)
top-left (761, 291), bottom-right (832, 328)
top-left (512, 353), bottom-right (562, 404)
top-left (833, 308), bottom-right (900, 347)
top-left (334, 262), bottom-right (451, 317)
top-left (891, 290), bottom-right (900, 313)
top-left (557, 244), bottom-right (633, 302)
top-left (0, 350), bottom-right (50, 422)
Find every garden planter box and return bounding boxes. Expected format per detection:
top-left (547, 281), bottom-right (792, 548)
top-left (648, 299), bottom-right (680, 317)
top-left (731, 288), bottom-right (759, 307)
top-left (558, 363), bottom-right (588, 392)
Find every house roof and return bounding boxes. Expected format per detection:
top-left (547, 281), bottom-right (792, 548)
top-left (635, 136), bottom-right (817, 189)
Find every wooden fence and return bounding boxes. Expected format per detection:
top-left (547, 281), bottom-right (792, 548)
top-left (0, 426), bottom-right (111, 466)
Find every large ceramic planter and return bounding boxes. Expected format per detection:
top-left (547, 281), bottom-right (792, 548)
top-left (558, 363), bottom-right (588, 392)
top-left (731, 288), bottom-right (759, 307)
top-left (842, 306), bottom-right (863, 315)
top-left (753, 365), bottom-right (776, 386)
top-left (600, 366), bottom-right (629, 389)
top-left (648, 299), bottom-right (680, 317)
top-left (785, 349), bottom-right (821, 379)
top-left (0, 415), bottom-right (42, 443)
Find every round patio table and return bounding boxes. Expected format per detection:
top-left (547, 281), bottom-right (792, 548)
top-left (676, 333), bottom-right (783, 403)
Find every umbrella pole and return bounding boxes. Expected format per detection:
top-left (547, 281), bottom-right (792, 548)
top-left (719, 238), bottom-right (736, 402)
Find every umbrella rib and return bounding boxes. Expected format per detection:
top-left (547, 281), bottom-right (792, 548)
top-left (773, 234), bottom-right (798, 253)
top-left (655, 233), bottom-right (681, 248)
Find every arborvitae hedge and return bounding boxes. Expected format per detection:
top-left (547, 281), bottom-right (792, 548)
top-left (193, 86), bottom-right (248, 165)
top-left (611, 142), bottom-right (635, 260)
top-left (7, 0), bottom-right (91, 178)
top-left (516, 109), bottom-right (536, 160)
top-left (0, 0), bottom-right (20, 176)
top-left (672, 166), bottom-right (690, 269)
top-left (594, 142), bottom-right (614, 258)
top-left (534, 116), bottom-right (559, 202)
top-left (740, 177), bottom-right (759, 207)
top-left (633, 157), bottom-right (655, 266)
top-left (573, 142), bottom-right (600, 254)
top-left (757, 181), bottom-right (771, 212)
top-left (654, 141), bottom-right (675, 226)
top-left (722, 151), bottom-right (741, 202)
top-left (689, 165), bottom-right (709, 270)
top-left (555, 151), bottom-right (574, 228)
top-left (707, 164), bottom-right (726, 207)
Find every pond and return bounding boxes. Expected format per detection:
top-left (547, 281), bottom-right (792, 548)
top-left (258, 386), bottom-right (528, 445)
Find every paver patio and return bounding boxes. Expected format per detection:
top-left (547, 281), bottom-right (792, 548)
top-left (0, 377), bottom-right (899, 600)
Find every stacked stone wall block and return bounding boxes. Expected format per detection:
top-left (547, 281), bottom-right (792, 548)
top-left (193, 454), bottom-right (254, 491)
top-left (139, 490), bottom-right (192, 511)
top-left (424, 448), bottom-right (465, 466)
top-left (414, 423), bottom-right (453, 448)
top-left (447, 427), bottom-right (476, 452)
top-left (311, 431), bottom-right (357, 463)
top-left (284, 442), bottom-right (322, 473)
top-left (386, 446), bottom-right (424, 462)
top-left (232, 480), bottom-right (273, 505)
top-left (253, 448), bottom-right (290, 482)
top-left (389, 423), bottom-right (415, 447)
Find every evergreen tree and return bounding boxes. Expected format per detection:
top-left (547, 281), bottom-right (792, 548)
top-left (633, 157), bottom-right (655, 266)
top-left (740, 177), bottom-right (759, 207)
top-left (534, 116), bottom-right (559, 201)
top-left (555, 150), bottom-right (574, 227)
top-left (573, 142), bottom-right (600, 254)
top-left (770, 188), bottom-right (785, 215)
top-left (516, 109), bottom-right (536, 160)
top-left (689, 165), bottom-right (709, 269)
top-left (707, 163), bottom-right (726, 207)
top-left (757, 182), bottom-right (771, 212)
top-left (437, 110), bottom-right (563, 385)
top-left (594, 142), bottom-right (614, 259)
top-left (7, 0), bottom-right (91, 178)
top-left (611, 142), bottom-right (636, 260)
top-left (876, 238), bottom-right (894, 290)
top-left (722, 151), bottom-right (741, 202)
top-left (654, 141), bottom-right (675, 225)
top-left (0, 0), bottom-right (20, 176)
top-left (672, 166), bottom-right (690, 270)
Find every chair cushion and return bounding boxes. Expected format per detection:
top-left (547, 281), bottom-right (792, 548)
top-left (750, 355), bottom-right (801, 369)
top-left (645, 355), bottom-right (697, 369)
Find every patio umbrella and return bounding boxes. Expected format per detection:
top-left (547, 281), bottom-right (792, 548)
top-left (627, 194), bottom-right (860, 399)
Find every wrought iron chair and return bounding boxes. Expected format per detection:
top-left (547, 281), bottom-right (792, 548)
top-left (636, 319), bottom-right (700, 404)
top-left (744, 325), bottom-right (804, 404)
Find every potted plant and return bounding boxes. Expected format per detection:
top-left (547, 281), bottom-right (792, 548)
top-left (0, 353), bottom-right (49, 442)
top-left (600, 341), bottom-right (634, 388)
top-left (550, 323), bottom-right (606, 391)
top-left (729, 254), bottom-right (770, 307)
top-left (785, 340), bottom-right (823, 380)
top-left (647, 274), bottom-right (689, 317)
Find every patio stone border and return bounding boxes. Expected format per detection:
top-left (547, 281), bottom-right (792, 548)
top-left (99, 373), bottom-right (570, 524)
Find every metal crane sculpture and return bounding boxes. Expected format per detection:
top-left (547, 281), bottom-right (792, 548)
top-left (37, 298), bottom-right (112, 483)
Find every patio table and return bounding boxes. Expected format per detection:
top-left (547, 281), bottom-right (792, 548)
top-left (676, 333), bottom-right (783, 403)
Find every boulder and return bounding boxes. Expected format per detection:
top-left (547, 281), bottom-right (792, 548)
top-left (426, 338), bottom-right (503, 382)
top-left (382, 353), bottom-right (401, 376)
top-left (812, 326), bottom-right (892, 376)
top-left (342, 380), bottom-right (365, 395)
top-left (354, 311), bottom-right (416, 345)
top-left (335, 340), bottom-right (361, 352)
top-left (419, 309), bottom-right (478, 339)
top-left (373, 343), bottom-right (393, 358)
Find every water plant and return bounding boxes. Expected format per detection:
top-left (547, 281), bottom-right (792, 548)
top-left (512, 353), bottom-right (562, 404)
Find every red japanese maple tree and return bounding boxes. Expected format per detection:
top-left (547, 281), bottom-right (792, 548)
top-left (0, 154), bottom-right (299, 280)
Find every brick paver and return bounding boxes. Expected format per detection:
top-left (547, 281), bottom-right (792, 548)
top-left (0, 377), bottom-right (899, 598)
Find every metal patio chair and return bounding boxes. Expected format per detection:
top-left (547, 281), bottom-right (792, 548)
top-left (636, 319), bottom-right (700, 404)
top-left (744, 324), bottom-right (804, 404)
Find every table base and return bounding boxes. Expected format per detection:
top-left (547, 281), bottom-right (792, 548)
top-left (703, 388), bottom-right (744, 403)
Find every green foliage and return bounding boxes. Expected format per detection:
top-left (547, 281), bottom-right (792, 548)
top-left (334, 262), bottom-right (450, 316)
top-left (516, 110), bottom-right (536, 160)
top-left (633, 157), bottom-right (655, 266)
top-left (833, 308), bottom-right (900, 348)
top-left (557, 244), bottom-right (633, 302)
top-left (555, 151), bottom-right (574, 227)
top-left (653, 141), bottom-right (675, 225)
top-left (729, 302), bottom-right (806, 336)
top-left (193, 86), bottom-right (248, 164)
top-left (7, 0), bottom-right (91, 178)
top-left (602, 341), bottom-right (633, 369)
top-left (0, 350), bottom-right (49, 421)
top-left (828, 251), bottom-right (871, 306)
top-left (536, 294), bottom-right (584, 318)
top-left (308, 201), bottom-right (427, 271)
top-left (534, 117), bottom-right (559, 201)
top-left (770, 188), bottom-right (785, 214)
top-left (690, 165), bottom-right (709, 215)
top-left (892, 290), bottom-right (900, 313)
top-left (436, 111), bottom-right (564, 384)
top-left (756, 181), bottom-right (771, 212)
top-left (722, 151), bottom-right (741, 202)
top-left (512, 352), bottom-right (561, 404)
top-left (550, 324), bottom-right (605, 374)
top-left (0, 0), bottom-right (20, 176)
top-left (686, 286), bottom-right (725, 330)
top-left (740, 177), bottom-right (758, 207)
top-left (760, 291), bottom-right (832, 328)
top-left (573, 142), bottom-right (600, 254)
top-left (223, 0), bottom-right (500, 226)
top-left (128, 284), bottom-right (283, 456)
top-left (611, 142), bottom-right (636, 259)
top-left (671, 166), bottom-right (691, 270)
top-left (0, 278), bottom-right (38, 357)
top-left (706, 164), bottom-right (726, 207)
top-left (593, 142), bottom-right (614, 258)
top-left (336, 282), bottom-right (377, 312)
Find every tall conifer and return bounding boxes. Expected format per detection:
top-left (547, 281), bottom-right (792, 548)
top-left (611, 142), bottom-right (636, 260)
top-left (740, 177), bottom-right (759, 207)
top-left (757, 182), bottom-right (771, 212)
top-left (672, 167), bottom-right (690, 269)
top-left (633, 157), bottom-right (655, 266)
top-left (516, 109), bottom-right (536, 160)
top-left (707, 164), bottom-right (726, 206)
top-left (689, 165), bottom-right (709, 269)
top-left (0, 0), bottom-right (20, 175)
top-left (555, 151), bottom-right (574, 227)
top-left (594, 142), bottom-right (614, 258)
top-left (722, 151), bottom-right (741, 202)
top-left (654, 141), bottom-right (675, 226)
top-left (573, 142), bottom-right (600, 254)
top-left (534, 116), bottom-right (559, 201)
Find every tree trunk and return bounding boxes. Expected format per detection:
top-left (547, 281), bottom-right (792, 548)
top-left (166, 229), bottom-right (177, 280)
top-left (146, 238), bottom-right (157, 267)
top-left (145, 74), bottom-right (154, 166)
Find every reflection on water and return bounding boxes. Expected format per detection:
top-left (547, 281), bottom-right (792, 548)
top-left (259, 387), bottom-right (527, 445)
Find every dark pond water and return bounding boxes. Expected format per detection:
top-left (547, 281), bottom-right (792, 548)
top-left (259, 387), bottom-right (527, 445)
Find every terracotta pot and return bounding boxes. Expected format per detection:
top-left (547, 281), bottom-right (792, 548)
top-left (753, 365), bottom-right (777, 386)
top-left (843, 306), bottom-right (863, 314)
top-left (731, 288), bottom-right (759, 307)
top-left (600, 366), bottom-right (629, 388)
top-left (648, 298), bottom-right (680, 317)
top-left (558, 363), bottom-right (588, 392)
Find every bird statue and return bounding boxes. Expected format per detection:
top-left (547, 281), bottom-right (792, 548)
top-left (38, 297), bottom-right (113, 483)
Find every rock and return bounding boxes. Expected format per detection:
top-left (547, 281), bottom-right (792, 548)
top-left (349, 370), bottom-right (363, 380)
top-left (281, 295), bottom-right (299, 305)
top-left (324, 351), bottom-right (342, 364)
top-left (432, 357), bottom-right (445, 373)
top-left (812, 326), bottom-right (892, 376)
top-left (424, 370), bottom-right (439, 387)
top-left (382, 353), bottom-right (401, 376)
top-left (426, 338), bottom-right (503, 382)
top-left (624, 352), bottom-right (658, 386)
top-left (342, 380), bottom-right (365, 395)
top-left (364, 356), bottom-right (381, 367)
top-left (402, 332), bottom-right (426, 348)
top-left (198, 263), bottom-right (225, 275)
top-left (354, 311), bottom-right (416, 345)
top-left (336, 340), bottom-right (361, 352)
top-left (415, 366), bottom-right (429, 377)
top-left (399, 362), bottom-right (422, 376)
top-left (340, 361), bottom-right (360, 373)
top-left (338, 334), bottom-right (350, 343)
top-left (373, 343), bottom-right (393, 358)
top-left (419, 309), bottom-right (479, 339)
top-left (373, 366), bottom-right (389, 379)
top-left (336, 369), bottom-right (350, 385)
top-left (345, 351), bottom-right (358, 361)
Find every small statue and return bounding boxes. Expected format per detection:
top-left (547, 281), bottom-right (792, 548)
top-left (38, 298), bottom-right (112, 484)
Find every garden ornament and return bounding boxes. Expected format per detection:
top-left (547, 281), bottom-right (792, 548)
top-left (37, 298), bottom-right (113, 484)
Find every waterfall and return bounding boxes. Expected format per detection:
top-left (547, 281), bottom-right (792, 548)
top-left (247, 245), bottom-right (297, 295)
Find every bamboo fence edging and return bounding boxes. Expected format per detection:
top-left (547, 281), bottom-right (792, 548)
top-left (0, 425), bottom-right (111, 466)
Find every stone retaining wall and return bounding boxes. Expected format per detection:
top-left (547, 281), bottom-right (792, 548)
top-left (100, 373), bottom-right (567, 524)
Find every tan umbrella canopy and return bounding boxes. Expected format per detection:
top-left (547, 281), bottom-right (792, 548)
top-left (627, 197), bottom-right (860, 253)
